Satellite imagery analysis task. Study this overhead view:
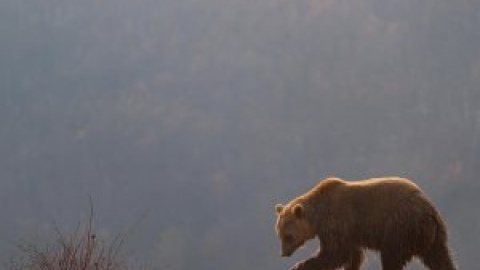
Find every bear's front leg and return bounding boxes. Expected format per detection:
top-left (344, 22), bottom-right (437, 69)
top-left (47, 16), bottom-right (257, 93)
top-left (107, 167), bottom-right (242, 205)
top-left (290, 247), bottom-right (351, 270)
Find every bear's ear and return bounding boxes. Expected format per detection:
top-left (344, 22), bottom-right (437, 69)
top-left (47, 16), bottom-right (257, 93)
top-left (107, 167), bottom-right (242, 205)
top-left (292, 204), bottom-right (304, 219)
top-left (275, 204), bottom-right (284, 214)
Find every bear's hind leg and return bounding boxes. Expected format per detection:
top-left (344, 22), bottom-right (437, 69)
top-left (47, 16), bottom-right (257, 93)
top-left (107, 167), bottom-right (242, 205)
top-left (419, 243), bottom-right (457, 270)
top-left (418, 220), bottom-right (457, 270)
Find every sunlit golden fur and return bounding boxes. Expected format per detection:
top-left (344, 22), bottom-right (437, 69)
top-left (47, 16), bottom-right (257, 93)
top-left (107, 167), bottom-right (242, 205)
top-left (275, 177), bottom-right (457, 270)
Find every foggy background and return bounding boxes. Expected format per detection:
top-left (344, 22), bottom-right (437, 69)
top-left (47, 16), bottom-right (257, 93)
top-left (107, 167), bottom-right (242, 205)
top-left (1, 0), bottom-right (479, 269)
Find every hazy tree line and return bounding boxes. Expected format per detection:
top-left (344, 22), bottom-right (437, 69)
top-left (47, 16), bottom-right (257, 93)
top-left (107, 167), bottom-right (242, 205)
top-left (1, 0), bottom-right (479, 269)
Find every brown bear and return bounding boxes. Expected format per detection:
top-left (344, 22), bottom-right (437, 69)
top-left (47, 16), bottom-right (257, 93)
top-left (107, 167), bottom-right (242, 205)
top-left (274, 177), bottom-right (457, 270)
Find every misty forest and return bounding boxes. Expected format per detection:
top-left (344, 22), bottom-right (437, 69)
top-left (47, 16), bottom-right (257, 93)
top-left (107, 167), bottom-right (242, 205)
top-left (1, 0), bottom-right (479, 269)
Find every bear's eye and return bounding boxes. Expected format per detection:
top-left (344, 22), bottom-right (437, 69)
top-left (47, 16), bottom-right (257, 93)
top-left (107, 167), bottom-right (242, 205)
top-left (283, 235), bottom-right (294, 242)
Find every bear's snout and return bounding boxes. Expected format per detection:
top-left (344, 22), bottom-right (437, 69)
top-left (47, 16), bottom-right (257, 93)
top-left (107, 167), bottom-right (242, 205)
top-left (281, 248), bottom-right (294, 257)
top-left (281, 251), bottom-right (290, 257)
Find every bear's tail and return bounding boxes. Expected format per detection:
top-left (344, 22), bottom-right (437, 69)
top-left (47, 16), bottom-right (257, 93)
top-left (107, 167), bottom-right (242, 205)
top-left (420, 214), bottom-right (457, 270)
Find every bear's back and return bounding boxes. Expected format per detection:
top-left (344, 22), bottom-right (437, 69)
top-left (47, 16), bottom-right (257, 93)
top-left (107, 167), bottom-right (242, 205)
top-left (336, 177), bottom-right (436, 249)
top-left (348, 177), bottom-right (419, 191)
top-left (343, 177), bottom-right (426, 215)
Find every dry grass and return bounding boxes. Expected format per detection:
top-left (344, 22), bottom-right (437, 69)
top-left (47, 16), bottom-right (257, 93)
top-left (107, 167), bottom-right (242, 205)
top-left (6, 204), bottom-right (147, 270)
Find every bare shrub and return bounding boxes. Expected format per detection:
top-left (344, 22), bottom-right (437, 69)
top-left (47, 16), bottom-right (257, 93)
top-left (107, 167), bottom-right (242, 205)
top-left (6, 204), bottom-right (145, 270)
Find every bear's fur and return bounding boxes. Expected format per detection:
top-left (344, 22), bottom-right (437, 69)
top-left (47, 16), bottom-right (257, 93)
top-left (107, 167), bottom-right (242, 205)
top-left (275, 177), bottom-right (457, 270)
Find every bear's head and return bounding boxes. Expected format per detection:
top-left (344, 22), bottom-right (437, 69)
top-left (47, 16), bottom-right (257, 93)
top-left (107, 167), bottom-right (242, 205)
top-left (275, 202), bottom-right (316, 257)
